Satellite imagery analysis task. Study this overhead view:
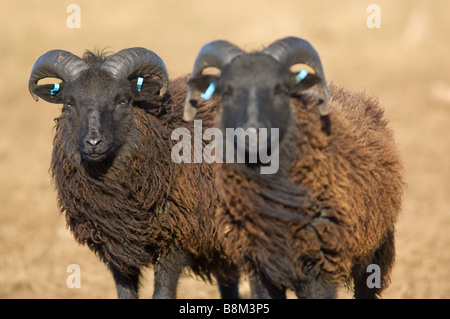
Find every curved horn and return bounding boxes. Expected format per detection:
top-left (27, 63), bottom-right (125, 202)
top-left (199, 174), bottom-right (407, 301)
top-left (262, 37), bottom-right (330, 116)
top-left (184, 40), bottom-right (245, 121)
top-left (29, 50), bottom-right (88, 101)
top-left (100, 47), bottom-right (169, 97)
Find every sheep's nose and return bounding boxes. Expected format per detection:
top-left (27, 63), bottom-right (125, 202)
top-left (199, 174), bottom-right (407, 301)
top-left (85, 138), bottom-right (102, 147)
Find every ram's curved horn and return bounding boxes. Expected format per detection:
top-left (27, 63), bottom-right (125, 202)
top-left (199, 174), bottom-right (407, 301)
top-left (184, 40), bottom-right (245, 121)
top-left (262, 37), bottom-right (330, 116)
top-left (29, 50), bottom-right (88, 101)
top-left (101, 47), bottom-right (169, 97)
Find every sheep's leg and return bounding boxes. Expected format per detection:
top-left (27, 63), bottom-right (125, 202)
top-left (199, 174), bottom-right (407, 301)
top-left (352, 263), bottom-right (376, 299)
top-left (249, 273), bottom-right (286, 299)
top-left (353, 228), bottom-right (396, 299)
top-left (217, 274), bottom-right (240, 299)
top-left (153, 248), bottom-right (188, 299)
top-left (108, 263), bottom-right (140, 299)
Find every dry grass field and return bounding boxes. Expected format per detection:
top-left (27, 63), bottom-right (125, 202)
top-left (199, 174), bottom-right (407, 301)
top-left (0, 0), bottom-right (449, 299)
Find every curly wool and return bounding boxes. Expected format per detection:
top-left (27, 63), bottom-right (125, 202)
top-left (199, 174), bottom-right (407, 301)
top-left (215, 83), bottom-right (404, 297)
top-left (51, 76), bottom-right (236, 281)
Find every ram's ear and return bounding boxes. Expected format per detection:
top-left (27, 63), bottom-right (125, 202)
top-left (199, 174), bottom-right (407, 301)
top-left (130, 77), bottom-right (163, 101)
top-left (290, 72), bottom-right (322, 95)
top-left (31, 83), bottom-right (65, 104)
top-left (187, 75), bottom-right (220, 96)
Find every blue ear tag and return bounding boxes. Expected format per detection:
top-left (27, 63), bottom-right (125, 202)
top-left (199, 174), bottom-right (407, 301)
top-left (136, 77), bottom-right (144, 93)
top-left (201, 82), bottom-right (216, 100)
top-left (295, 69), bottom-right (308, 84)
top-left (50, 83), bottom-right (60, 96)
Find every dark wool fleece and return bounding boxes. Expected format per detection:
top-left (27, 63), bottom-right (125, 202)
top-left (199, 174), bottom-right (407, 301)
top-left (51, 76), bottom-right (236, 281)
top-left (215, 83), bottom-right (404, 297)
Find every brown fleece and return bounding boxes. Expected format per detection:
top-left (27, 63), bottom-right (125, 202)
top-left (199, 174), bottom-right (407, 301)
top-left (215, 83), bottom-right (404, 297)
top-left (51, 76), bottom-right (237, 282)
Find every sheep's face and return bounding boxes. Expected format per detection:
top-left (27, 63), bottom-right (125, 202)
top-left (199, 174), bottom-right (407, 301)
top-left (32, 68), bottom-right (162, 163)
top-left (218, 54), bottom-right (292, 145)
top-left (188, 53), bottom-right (321, 161)
top-left (60, 69), bottom-right (135, 163)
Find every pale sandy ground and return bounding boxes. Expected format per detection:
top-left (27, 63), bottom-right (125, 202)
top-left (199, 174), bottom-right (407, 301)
top-left (0, 0), bottom-right (449, 298)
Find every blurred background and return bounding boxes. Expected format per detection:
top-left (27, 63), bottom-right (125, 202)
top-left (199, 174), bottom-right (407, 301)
top-left (0, 0), bottom-right (449, 298)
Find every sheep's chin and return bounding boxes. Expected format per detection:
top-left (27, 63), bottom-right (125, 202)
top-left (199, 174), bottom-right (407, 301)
top-left (80, 150), bottom-right (113, 163)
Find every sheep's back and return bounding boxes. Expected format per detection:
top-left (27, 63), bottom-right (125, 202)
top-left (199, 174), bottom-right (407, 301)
top-left (291, 84), bottom-right (404, 263)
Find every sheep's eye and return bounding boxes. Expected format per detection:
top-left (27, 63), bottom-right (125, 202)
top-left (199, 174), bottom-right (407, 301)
top-left (274, 84), bottom-right (289, 97)
top-left (65, 103), bottom-right (72, 108)
top-left (222, 87), bottom-right (233, 99)
top-left (117, 99), bottom-right (129, 107)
